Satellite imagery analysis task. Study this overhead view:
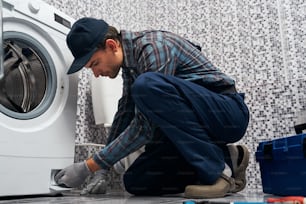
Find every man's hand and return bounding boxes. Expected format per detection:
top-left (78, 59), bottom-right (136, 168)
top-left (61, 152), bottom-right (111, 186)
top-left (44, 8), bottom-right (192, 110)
top-left (80, 169), bottom-right (108, 195)
top-left (55, 161), bottom-right (92, 188)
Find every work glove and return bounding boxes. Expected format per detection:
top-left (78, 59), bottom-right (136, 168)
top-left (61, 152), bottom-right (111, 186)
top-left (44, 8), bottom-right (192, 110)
top-left (55, 161), bottom-right (92, 188)
top-left (80, 169), bottom-right (109, 195)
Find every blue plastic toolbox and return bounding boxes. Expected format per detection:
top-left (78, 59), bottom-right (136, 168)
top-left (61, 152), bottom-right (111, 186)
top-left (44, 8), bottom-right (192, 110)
top-left (256, 133), bottom-right (306, 196)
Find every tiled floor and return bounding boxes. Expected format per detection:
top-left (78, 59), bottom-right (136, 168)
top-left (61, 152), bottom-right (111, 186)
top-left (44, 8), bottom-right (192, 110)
top-left (0, 189), bottom-right (270, 204)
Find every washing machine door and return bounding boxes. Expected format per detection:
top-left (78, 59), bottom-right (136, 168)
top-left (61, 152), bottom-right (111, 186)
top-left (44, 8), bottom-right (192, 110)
top-left (0, 31), bottom-right (56, 119)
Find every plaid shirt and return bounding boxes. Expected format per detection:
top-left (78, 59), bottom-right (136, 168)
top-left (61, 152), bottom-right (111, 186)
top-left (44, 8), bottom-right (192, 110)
top-left (93, 30), bottom-right (235, 169)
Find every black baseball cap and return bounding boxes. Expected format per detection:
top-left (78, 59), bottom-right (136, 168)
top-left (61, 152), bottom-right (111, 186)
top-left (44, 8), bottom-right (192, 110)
top-left (66, 17), bottom-right (109, 74)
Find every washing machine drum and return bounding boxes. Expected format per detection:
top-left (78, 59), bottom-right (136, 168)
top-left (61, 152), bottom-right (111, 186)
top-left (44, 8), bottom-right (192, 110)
top-left (0, 34), bottom-right (56, 119)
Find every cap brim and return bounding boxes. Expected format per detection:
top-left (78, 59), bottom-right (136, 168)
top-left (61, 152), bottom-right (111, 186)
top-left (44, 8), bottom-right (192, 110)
top-left (67, 48), bottom-right (97, 75)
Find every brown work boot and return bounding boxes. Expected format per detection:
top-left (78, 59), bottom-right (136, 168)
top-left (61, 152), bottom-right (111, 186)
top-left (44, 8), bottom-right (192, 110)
top-left (227, 144), bottom-right (250, 193)
top-left (184, 174), bottom-right (235, 199)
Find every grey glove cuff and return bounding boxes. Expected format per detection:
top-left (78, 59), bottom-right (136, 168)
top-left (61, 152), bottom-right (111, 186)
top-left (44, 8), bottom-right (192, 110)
top-left (79, 160), bottom-right (92, 178)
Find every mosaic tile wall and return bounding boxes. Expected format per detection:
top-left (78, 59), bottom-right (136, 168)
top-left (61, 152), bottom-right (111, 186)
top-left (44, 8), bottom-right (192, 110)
top-left (44, 0), bottom-right (306, 191)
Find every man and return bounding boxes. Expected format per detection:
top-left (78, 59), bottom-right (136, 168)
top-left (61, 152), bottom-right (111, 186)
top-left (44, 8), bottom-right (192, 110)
top-left (55, 17), bottom-right (250, 198)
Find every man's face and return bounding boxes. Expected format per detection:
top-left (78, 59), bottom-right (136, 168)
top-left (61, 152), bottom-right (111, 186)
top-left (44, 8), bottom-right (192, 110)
top-left (85, 39), bottom-right (123, 79)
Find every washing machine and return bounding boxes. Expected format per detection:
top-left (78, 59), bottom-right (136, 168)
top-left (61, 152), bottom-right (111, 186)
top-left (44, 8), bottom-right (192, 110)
top-left (0, 0), bottom-right (78, 196)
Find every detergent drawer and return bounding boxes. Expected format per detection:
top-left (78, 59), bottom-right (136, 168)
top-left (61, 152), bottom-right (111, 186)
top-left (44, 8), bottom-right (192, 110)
top-left (255, 133), bottom-right (306, 196)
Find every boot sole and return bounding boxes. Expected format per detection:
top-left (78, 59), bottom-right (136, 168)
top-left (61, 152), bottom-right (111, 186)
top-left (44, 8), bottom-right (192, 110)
top-left (231, 144), bottom-right (250, 193)
top-left (184, 174), bottom-right (235, 199)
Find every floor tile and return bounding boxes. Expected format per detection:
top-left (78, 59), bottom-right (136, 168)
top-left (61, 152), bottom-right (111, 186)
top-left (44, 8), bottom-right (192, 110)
top-left (0, 189), bottom-right (270, 204)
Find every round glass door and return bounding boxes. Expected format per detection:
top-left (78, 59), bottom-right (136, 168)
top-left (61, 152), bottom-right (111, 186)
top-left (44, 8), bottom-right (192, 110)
top-left (0, 31), bottom-right (56, 119)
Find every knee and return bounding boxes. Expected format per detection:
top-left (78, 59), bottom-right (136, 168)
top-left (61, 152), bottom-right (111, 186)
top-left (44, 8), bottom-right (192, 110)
top-left (131, 72), bottom-right (164, 102)
top-left (132, 72), bottom-right (162, 93)
top-left (123, 172), bottom-right (148, 195)
top-left (122, 173), bottom-right (134, 194)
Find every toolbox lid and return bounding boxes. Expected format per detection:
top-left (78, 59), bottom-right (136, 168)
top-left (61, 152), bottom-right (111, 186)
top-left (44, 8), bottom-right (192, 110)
top-left (256, 133), bottom-right (306, 161)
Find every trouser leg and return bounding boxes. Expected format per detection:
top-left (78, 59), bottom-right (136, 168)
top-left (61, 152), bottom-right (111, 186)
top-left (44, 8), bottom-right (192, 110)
top-left (130, 72), bottom-right (249, 185)
top-left (123, 129), bottom-right (198, 195)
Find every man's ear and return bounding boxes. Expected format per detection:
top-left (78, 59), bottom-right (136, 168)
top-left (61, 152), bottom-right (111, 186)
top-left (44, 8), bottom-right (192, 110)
top-left (105, 39), bottom-right (119, 51)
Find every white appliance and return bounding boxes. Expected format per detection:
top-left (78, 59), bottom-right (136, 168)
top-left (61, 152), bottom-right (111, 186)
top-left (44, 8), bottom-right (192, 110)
top-left (0, 0), bottom-right (78, 196)
top-left (90, 73), bottom-right (122, 127)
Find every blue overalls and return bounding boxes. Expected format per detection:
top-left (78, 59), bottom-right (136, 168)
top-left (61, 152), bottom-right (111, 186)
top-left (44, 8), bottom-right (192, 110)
top-left (123, 72), bottom-right (249, 195)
